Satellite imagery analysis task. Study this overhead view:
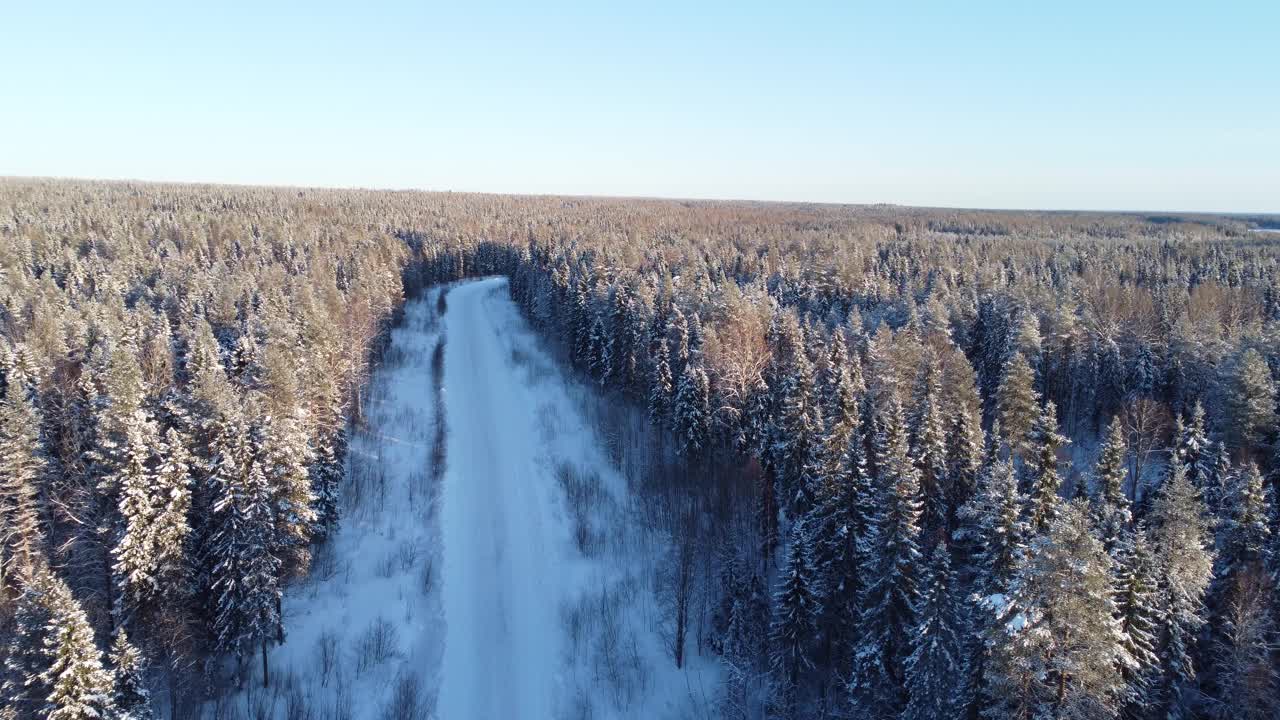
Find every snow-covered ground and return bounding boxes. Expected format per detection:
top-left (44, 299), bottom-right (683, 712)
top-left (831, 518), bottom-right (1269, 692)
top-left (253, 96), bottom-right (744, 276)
top-left (228, 278), bottom-right (718, 719)
top-left (439, 277), bottom-right (719, 719)
top-left (438, 278), bottom-right (565, 718)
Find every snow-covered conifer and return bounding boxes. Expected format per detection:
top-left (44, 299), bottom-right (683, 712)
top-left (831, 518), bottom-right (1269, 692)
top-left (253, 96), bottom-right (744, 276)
top-left (1148, 461), bottom-right (1213, 719)
top-left (982, 501), bottom-right (1132, 720)
top-left (649, 339), bottom-right (673, 424)
top-left (0, 382), bottom-right (46, 591)
top-left (4, 570), bottom-right (116, 720)
top-left (1093, 418), bottom-right (1133, 555)
top-left (1025, 401), bottom-right (1067, 534)
top-left (770, 525), bottom-right (819, 690)
top-left (208, 406), bottom-right (283, 683)
top-left (849, 384), bottom-right (921, 717)
top-left (672, 362), bottom-right (710, 457)
top-left (1114, 530), bottom-right (1160, 719)
top-left (903, 544), bottom-right (970, 720)
top-left (109, 629), bottom-right (153, 720)
top-left (995, 352), bottom-right (1039, 458)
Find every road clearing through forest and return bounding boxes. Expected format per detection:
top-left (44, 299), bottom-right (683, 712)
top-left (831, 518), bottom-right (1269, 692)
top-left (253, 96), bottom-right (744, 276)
top-left (437, 277), bottom-right (565, 720)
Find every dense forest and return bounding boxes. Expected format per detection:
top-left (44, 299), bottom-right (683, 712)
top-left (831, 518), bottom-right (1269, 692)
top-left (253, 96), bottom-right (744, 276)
top-left (2, 177), bottom-right (1280, 719)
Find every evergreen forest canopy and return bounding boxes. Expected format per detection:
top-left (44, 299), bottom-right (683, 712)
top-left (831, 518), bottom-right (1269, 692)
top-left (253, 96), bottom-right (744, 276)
top-left (2, 176), bottom-right (1280, 719)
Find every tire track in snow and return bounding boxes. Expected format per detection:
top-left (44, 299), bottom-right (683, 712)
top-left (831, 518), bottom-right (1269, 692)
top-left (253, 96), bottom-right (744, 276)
top-left (438, 278), bottom-right (560, 720)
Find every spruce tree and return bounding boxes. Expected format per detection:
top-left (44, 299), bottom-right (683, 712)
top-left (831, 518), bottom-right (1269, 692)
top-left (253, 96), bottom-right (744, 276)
top-left (587, 313), bottom-right (608, 383)
top-left (903, 545), bottom-right (970, 720)
top-left (667, 305), bottom-right (690, 381)
top-left (3, 569), bottom-right (57, 719)
top-left (1216, 462), bottom-right (1271, 578)
top-left (804, 403), bottom-right (871, 679)
top-left (1114, 529), bottom-right (1160, 720)
top-left (109, 630), bottom-right (153, 720)
top-left (259, 405), bottom-right (317, 579)
top-left (149, 428), bottom-right (193, 604)
top-left (1148, 461), bottom-right (1213, 720)
top-left (1093, 419), bottom-right (1133, 556)
top-left (817, 339), bottom-right (858, 431)
top-left (208, 406), bottom-right (282, 686)
top-left (944, 385), bottom-right (985, 537)
top-left (1202, 440), bottom-right (1233, 520)
top-left (0, 382), bottom-right (46, 592)
top-left (909, 364), bottom-right (950, 548)
top-left (1227, 348), bottom-right (1275, 457)
top-left (995, 352), bottom-right (1039, 459)
top-left (956, 434), bottom-right (1025, 595)
top-left (767, 316), bottom-right (817, 508)
top-left (770, 525), bottom-right (819, 695)
top-left (6, 571), bottom-right (117, 720)
top-left (849, 384), bottom-right (922, 718)
top-left (1172, 402), bottom-right (1210, 486)
top-left (110, 403), bottom-right (162, 623)
top-left (649, 340), bottom-right (673, 425)
top-left (1025, 401), bottom-right (1068, 535)
top-left (307, 359), bottom-right (346, 540)
top-left (672, 362), bottom-right (711, 458)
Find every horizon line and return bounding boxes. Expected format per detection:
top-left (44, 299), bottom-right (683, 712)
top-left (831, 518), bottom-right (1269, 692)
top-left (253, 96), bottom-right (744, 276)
top-left (3, 174), bottom-right (1277, 219)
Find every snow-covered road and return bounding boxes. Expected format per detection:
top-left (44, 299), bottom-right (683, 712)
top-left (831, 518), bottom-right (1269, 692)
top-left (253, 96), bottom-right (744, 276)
top-left (263, 277), bottom-right (711, 719)
top-left (438, 278), bottom-right (564, 720)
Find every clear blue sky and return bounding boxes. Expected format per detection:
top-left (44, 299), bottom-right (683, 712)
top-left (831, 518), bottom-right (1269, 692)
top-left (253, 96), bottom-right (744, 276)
top-left (3, 1), bottom-right (1277, 212)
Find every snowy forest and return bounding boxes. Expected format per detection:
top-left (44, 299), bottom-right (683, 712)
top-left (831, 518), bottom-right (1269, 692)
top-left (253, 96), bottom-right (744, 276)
top-left (3, 176), bottom-right (1280, 720)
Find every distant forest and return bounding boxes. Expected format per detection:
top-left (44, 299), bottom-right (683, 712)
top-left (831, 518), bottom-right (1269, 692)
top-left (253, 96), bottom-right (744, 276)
top-left (2, 177), bottom-right (1280, 719)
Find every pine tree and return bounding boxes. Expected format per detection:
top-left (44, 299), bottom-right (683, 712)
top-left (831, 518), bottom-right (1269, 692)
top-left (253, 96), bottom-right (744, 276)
top-left (1025, 401), bottom-right (1068, 534)
top-left (1148, 461), bottom-right (1213, 720)
top-left (109, 630), bottom-right (153, 720)
top-left (903, 545), bottom-right (970, 720)
top-left (982, 501), bottom-right (1133, 720)
top-left (0, 382), bottom-right (46, 592)
top-left (995, 352), bottom-right (1039, 459)
top-left (672, 362), bottom-right (710, 458)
